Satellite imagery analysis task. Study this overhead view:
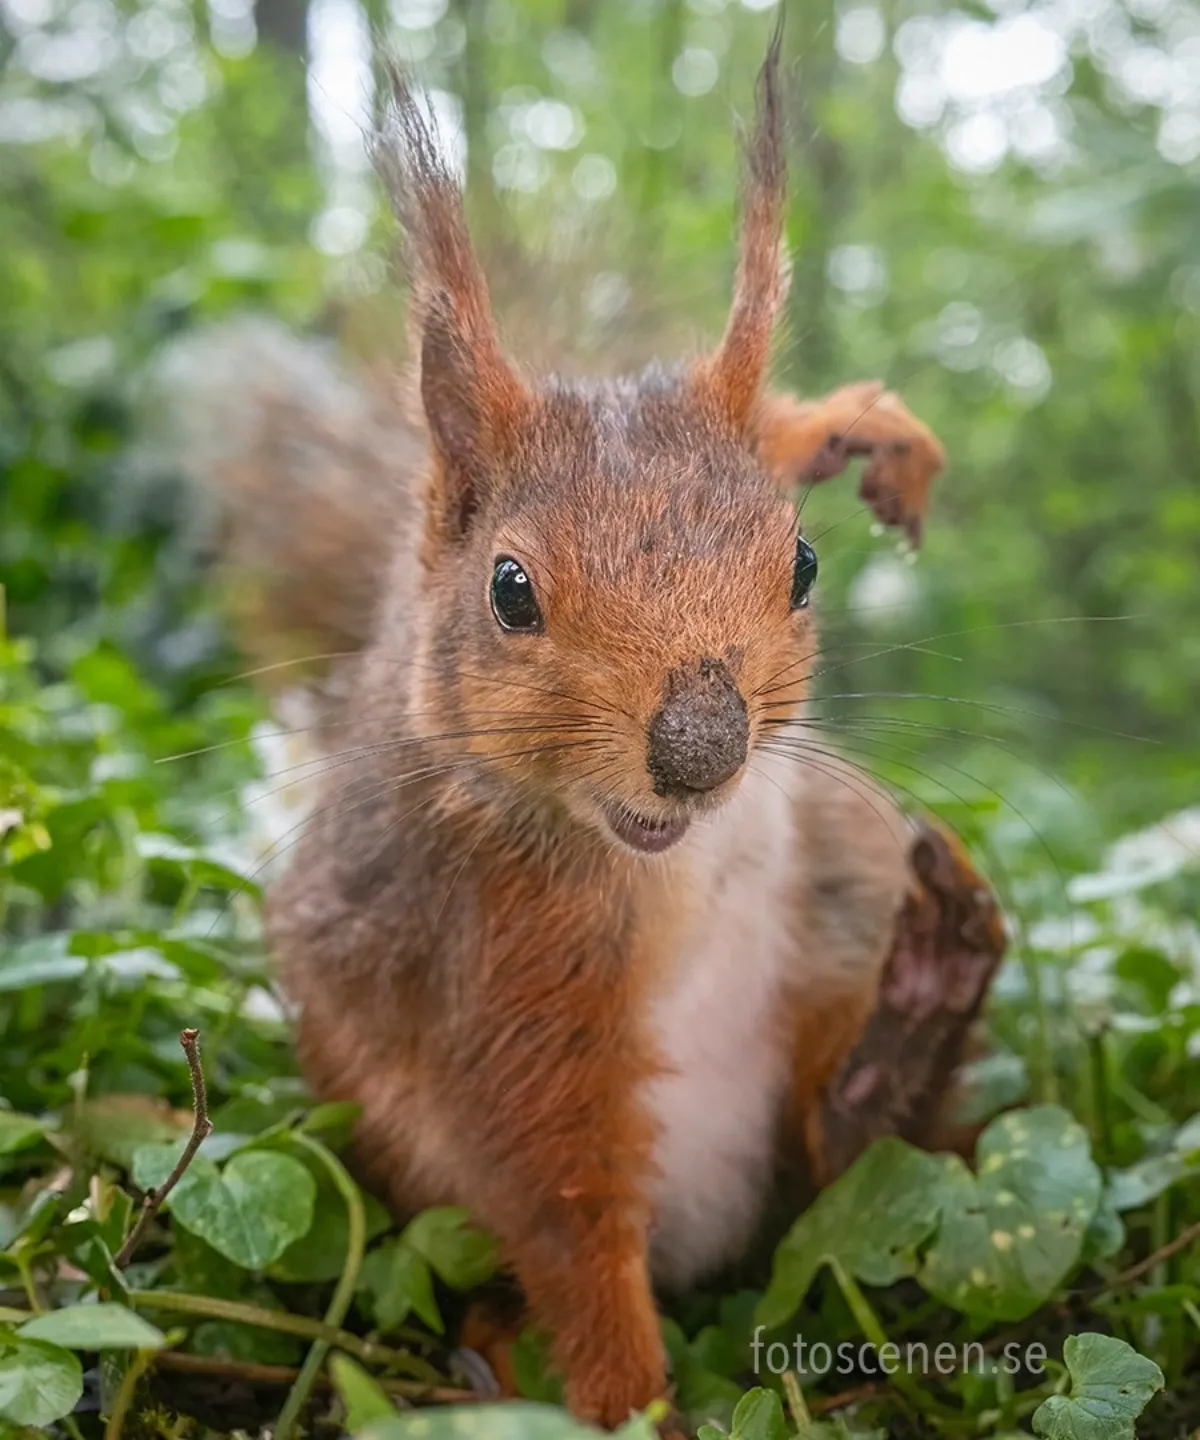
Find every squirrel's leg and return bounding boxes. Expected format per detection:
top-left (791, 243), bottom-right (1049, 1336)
top-left (440, 995), bottom-right (667, 1431)
top-left (794, 821), bottom-right (1006, 1187)
top-left (756, 383), bottom-right (946, 548)
top-left (302, 944), bottom-right (668, 1430)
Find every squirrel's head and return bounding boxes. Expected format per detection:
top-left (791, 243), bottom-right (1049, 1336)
top-left (375, 30), bottom-right (820, 856)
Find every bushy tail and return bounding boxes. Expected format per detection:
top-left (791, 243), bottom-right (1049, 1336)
top-left (153, 315), bottom-right (421, 683)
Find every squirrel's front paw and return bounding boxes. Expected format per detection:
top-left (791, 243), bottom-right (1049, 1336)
top-left (805, 382), bottom-right (946, 549)
top-left (758, 382), bottom-right (946, 548)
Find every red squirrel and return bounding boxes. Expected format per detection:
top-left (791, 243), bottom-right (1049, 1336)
top-left (207, 34), bottom-right (1005, 1433)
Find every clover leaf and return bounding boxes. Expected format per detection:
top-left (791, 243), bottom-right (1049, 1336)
top-left (758, 1138), bottom-right (945, 1328)
top-left (921, 1107), bottom-right (1102, 1321)
top-left (133, 1142), bottom-right (315, 1269)
top-left (1032, 1333), bottom-right (1164, 1440)
top-left (0, 1333), bottom-right (83, 1427)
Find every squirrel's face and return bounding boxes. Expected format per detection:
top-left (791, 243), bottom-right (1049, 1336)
top-left (382, 23), bottom-right (814, 854)
top-left (418, 379), bottom-right (819, 856)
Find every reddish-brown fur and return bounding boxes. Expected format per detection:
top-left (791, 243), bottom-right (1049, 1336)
top-left (221, 34), bottom-right (988, 1434)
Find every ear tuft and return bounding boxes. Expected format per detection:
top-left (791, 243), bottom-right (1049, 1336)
top-left (371, 60), bottom-right (527, 540)
top-left (698, 17), bottom-right (789, 433)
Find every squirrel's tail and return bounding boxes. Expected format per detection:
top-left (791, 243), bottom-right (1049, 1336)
top-left (154, 315), bottom-right (421, 684)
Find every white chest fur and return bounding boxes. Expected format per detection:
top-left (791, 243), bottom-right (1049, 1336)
top-left (645, 758), bottom-right (800, 1290)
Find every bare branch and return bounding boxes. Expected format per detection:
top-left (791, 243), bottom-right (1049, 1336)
top-left (115, 1028), bottom-right (212, 1269)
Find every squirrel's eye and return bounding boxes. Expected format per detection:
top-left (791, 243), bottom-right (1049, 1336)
top-left (490, 556), bottom-right (543, 633)
top-left (791, 535), bottom-right (819, 610)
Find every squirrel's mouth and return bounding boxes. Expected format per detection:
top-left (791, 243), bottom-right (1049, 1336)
top-left (603, 804), bottom-right (690, 855)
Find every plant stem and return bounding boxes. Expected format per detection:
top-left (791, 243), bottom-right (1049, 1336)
top-left (126, 1289), bottom-right (438, 1379)
top-left (781, 1370), bottom-right (812, 1432)
top-left (14, 1253), bottom-right (44, 1315)
top-left (1087, 1028), bottom-right (1112, 1165)
top-left (275, 1132), bottom-right (368, 1440)
top-left (826, 1256), bottom-right (927, 1410)
top-left (105, 1348), bottom-right (157, 1440)
top-left (1021, 943), bottom-right (1059, 1105)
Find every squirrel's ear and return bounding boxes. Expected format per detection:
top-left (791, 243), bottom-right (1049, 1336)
top-left (696, 20), bottom-right (789, 435)
top-left (372, 64), bottom-right (528, 540)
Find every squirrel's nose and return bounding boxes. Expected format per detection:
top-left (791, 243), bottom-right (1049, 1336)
top-left (646, 658), bottom-right (749, 797)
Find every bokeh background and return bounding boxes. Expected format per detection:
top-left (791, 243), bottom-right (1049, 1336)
top-left (2, 0), bottom-right (1198, 841)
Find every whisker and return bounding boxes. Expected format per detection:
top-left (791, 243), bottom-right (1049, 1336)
top-left (768, 713), bottom-right (1077, 805)
top-left (205, 738), bottom-right (608, 934)
top-left (764, 690), bottom-right (1154, 745)
top-left (158, 709), bottom-right (623, 765)
top-left (807, 614), bottom-right (1141, 690)
top-left (170, 723), bottom-right (618, 849)
top-left (762, 730), bottom-right (1054, 923)
top-left (756, 741), bottom-right (909, 845)
top-left (751, 615), bottom-right (1145, 706)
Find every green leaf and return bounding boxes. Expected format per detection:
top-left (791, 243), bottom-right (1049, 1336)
top-left (0, 1334), bottom-right (83, 1426)
top-left (330, 1352), bottom-right (397, 1429)
top-left (0, 935), bottom-right (85, 993)
top-left (357, 1240), bottom-right (442, 1334)
top-left (133, 1143), bottom-right (316, 1269)
top-left (269, 1156), bottom-right (390, 1283)
top-left (298, 1101), bottom-right (362, 1149)
top-left (1173, 1112), bottom-right (1200, 1159)
top-left (19, 1303), bottom-right (165, 1351)
top-left (132, 1141), bottom-right (218, 1195)
top-left (59, 1219), bottom-right (127, 1299)
top-left (0, 1113), bottom-right (43, 1157)
top-left (758, 1138), bottom-right (945, 1327)
top-left (509, 1325), bottom-right (562, 1405)
top-left (1032, 1333), bottom-right (1164, 1440)
top-left (951, 1051), bottom-right (1030, 1127)
top-left (1106, 1155), bottom-right (1187, 1212)
top-left (402, 1207), bottom-right (499, 1290)
top-left (720, 1389), bottom-right (788, 1440)
top-left (1079, 1192), bottom-right (1125, 1265)
top-left (921, 1106), bottom-right (1102, 1321)
top-left (76, 1094), bottom-right (188, 1169)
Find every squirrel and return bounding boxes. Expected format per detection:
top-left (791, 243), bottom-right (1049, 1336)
top-left (199, 34), bottom-right (1006, 1434)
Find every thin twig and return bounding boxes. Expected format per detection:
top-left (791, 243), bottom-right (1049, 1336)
top-left (151, 1350), bottom-right (476, 1404)
top-left (808, 1382), bottom-right (881, 1415)
top-left (115, 1028), bottom-right (213, 1268)
top-left (1093, 1218), bottom-right (1200, 1297)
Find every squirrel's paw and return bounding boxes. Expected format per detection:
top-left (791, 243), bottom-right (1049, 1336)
top-left (455, 1296), bottom-right (524, 1398)
top-left (811, 821), bottom-right (1005, 1182)
top-left (891, 821), bottom-right (1007, 1016)
top-left (759, 381), bottom-right (946, 548)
